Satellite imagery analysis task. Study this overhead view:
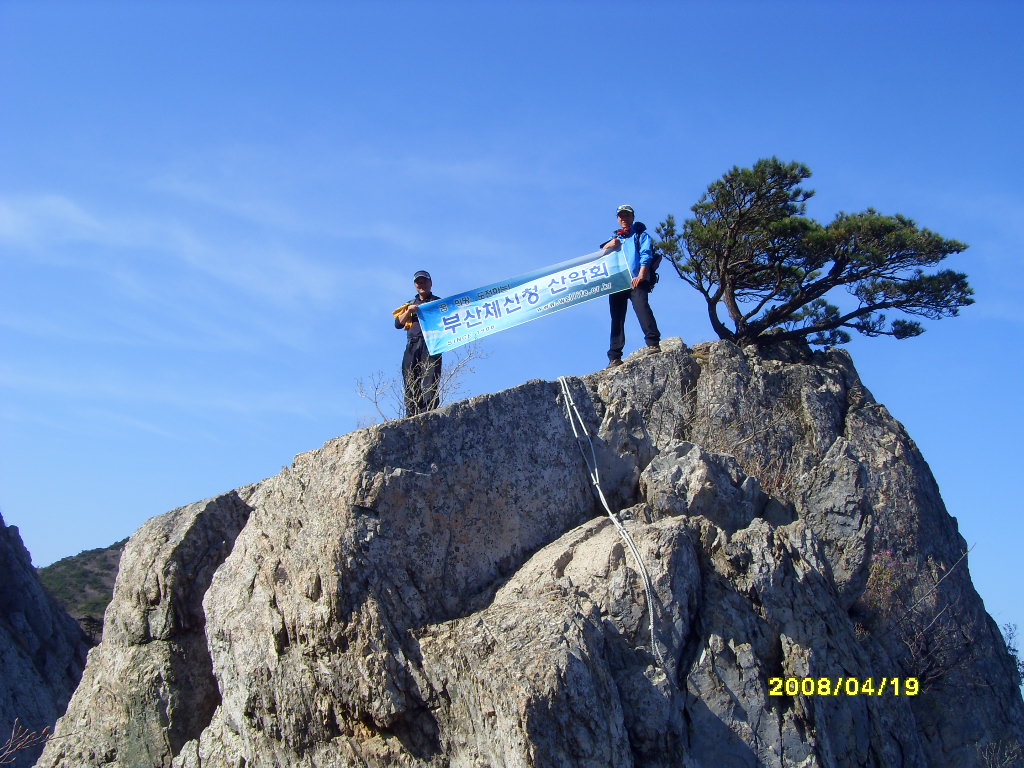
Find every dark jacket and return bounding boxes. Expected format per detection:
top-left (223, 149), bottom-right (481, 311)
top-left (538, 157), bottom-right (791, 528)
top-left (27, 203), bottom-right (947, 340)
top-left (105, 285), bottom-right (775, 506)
top-left (396, 293), bottom-right (440, 341)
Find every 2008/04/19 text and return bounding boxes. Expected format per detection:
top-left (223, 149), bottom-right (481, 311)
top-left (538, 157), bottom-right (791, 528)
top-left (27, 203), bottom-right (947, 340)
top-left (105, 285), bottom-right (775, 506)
top-left (768, 677), bottom-right (919, 697)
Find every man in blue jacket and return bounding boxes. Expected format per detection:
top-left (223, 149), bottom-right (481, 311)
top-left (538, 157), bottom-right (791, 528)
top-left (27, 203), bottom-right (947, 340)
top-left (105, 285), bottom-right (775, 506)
top-left (603, 204), bottom-right (661, 368)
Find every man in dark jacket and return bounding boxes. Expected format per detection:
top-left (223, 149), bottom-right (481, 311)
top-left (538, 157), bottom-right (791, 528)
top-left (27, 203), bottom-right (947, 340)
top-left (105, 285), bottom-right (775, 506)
top-left (603, 204), bottom-right (661, 368)
top-left (394, 270), bottom-right (442, 416)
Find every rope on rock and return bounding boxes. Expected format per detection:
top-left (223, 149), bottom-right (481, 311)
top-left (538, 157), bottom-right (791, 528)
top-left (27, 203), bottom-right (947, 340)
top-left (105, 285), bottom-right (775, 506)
top-left (557, 376), bottom-right (666, 669)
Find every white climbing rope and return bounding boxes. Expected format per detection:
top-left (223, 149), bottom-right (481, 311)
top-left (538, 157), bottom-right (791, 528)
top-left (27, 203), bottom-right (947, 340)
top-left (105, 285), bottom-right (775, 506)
top-left (557, 376), bottom-right (666, 668)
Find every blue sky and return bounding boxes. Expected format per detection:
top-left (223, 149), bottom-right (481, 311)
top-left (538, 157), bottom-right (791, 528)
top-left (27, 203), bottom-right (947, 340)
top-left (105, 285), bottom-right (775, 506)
top-left (2, 1), bottom-right (1022, 641)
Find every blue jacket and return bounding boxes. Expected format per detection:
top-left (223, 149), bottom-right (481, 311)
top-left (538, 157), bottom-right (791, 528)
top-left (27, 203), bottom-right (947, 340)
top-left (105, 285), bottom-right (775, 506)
top-left (613, 224), bottom-right (654, 277)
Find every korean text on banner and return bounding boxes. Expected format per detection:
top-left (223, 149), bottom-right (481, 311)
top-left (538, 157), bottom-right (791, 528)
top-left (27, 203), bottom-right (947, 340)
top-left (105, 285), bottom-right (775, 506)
top-left (418, 249), bottom-right (632, 355)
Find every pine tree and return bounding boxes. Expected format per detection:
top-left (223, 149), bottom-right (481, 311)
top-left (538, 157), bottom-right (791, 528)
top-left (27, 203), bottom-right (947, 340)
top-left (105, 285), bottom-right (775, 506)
top-left (658, 158), bottom-right (973, 346)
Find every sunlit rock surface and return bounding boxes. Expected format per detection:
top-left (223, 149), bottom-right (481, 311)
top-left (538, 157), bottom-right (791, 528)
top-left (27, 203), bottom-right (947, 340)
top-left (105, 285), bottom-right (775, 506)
top-left (36, 339), bottom-right (1024, 767)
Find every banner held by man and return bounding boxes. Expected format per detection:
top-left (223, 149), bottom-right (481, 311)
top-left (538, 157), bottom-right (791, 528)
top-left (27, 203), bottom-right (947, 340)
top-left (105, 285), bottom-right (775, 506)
top-left (418, 248), bottom-right (632, 356)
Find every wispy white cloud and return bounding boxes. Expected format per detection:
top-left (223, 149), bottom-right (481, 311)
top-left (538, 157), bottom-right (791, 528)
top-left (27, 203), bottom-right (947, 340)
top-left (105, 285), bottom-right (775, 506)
top-left (0, 403), bottom-right (73, 433)
top-left (0, 194), bottom-right (109, 248)
top-left (148, 172), bottom-right (312, 233)
top-left (0, 364), bottom-right (316, 418)
top-left (352, 144), bottom-right (574, 191)
top-left (0, 192), bottom-right (364, 310)
top-left (150, 173), bottom-right (440, 259)
top-left (77, 408), bottom-right (179, 439)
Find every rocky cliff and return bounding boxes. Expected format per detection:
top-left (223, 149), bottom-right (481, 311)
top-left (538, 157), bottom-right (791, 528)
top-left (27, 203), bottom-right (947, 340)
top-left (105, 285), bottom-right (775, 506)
top-left (0, 513), bottom-right (90, 768)
top-left (36, 339), bottom-right (1024, 767)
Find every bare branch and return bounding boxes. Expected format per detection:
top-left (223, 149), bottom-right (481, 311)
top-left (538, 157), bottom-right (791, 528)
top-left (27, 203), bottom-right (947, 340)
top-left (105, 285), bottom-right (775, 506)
top-left (355, 343), bottom-right (488, 424)
top-left (1, 719), bottom-right (52, 765)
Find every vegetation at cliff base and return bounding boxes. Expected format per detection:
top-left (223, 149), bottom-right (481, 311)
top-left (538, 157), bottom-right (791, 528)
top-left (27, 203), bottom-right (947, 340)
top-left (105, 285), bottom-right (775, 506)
top-left (657, 158), bottom-right (974, 347)
top-left (37, 539), bottom-right (127, 643)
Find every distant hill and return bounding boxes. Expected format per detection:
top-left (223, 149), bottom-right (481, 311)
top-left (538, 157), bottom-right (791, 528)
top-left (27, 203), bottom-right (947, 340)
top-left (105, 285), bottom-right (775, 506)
top-left (37, 539), bottom-right (127, 644)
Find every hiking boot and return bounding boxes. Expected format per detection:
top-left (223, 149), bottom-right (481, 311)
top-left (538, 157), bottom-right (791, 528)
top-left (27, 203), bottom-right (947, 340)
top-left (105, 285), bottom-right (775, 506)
top-left (642, 344), bottom-right (662, 355)
top-left (606, 358), bottom-right (623, 369)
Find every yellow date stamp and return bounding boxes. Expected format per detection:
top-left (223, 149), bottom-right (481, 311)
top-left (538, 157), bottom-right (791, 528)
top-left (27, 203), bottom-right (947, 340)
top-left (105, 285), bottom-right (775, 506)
top-left (768, 677), bottom-right (920, 697)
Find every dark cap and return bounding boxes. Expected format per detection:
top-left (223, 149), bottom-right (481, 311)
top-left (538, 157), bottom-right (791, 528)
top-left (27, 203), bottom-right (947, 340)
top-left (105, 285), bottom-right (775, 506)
top-left (616, 204), bottom-right (635, 216)
top-left (413, 270), bottom-right (431, 281)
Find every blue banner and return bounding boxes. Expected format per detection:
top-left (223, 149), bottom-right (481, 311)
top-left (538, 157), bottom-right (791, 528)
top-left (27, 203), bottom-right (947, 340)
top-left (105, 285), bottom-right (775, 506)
top-left (418, 249), bottom-right (633, 355)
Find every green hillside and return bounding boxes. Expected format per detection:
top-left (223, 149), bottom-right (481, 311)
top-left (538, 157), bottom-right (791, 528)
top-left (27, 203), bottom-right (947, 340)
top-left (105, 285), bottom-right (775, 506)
top-left (37, 539), bottom-right (128, 643)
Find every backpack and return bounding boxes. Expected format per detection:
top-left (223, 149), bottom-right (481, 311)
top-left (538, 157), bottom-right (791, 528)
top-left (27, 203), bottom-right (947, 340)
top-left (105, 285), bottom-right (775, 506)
top-left (633, 221), bottom-right (662, 290)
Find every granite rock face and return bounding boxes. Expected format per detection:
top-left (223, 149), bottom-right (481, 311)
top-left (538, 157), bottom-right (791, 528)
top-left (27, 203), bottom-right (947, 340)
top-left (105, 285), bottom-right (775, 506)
top-left (0, 513), bottom-right (89, 768)
top-left (37, 340), bottom-right (1024, 767)
top-left (34, 491), bottom-right (254, 768)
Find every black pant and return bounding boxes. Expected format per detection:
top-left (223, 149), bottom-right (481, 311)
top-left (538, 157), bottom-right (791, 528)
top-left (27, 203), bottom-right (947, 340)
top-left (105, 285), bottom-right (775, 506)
top-left (608, 283), bottom-right (661, 361)
top-left (402, 337), bottom-right (442, 417)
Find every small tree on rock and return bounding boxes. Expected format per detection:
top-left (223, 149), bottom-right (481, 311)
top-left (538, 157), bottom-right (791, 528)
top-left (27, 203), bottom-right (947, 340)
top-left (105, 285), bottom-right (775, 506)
top-left (658, 158), bottom-right (974, 346)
